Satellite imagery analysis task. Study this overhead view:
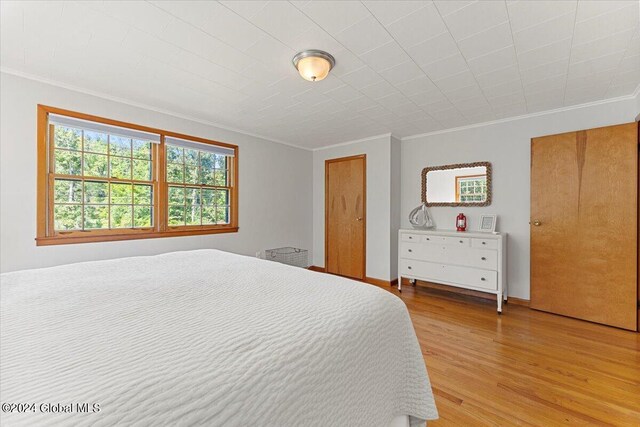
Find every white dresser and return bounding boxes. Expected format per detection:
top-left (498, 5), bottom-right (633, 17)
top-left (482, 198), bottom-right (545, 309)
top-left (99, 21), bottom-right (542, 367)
top-left (398, 229), bottom-right (507, 313)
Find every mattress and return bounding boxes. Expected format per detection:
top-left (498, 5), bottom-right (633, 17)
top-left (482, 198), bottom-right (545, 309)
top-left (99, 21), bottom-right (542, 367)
top-left (0, 249), bottom-right (437, 426)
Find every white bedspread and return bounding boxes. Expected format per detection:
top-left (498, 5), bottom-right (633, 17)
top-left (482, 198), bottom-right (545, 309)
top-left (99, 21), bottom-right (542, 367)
top-left (0, 250), bottom-right (437, 426)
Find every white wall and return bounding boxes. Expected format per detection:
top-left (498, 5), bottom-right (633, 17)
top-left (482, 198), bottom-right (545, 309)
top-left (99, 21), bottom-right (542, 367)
top-left (0, 73), bottom-right (313, 272)
top-left (389, 136), bottom-right (401, 281)
top-left (401, 96), bottom-right (639, 299)
top-left (312, 135), bottom-right (393, 281)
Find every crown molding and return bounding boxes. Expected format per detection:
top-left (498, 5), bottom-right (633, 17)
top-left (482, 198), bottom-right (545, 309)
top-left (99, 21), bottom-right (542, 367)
top-left (0, 67), bottom-right (312, 151)
top-left (312, 133), bottom-right (392, 151)
top-left (401, 88), bottom-right (640, 142)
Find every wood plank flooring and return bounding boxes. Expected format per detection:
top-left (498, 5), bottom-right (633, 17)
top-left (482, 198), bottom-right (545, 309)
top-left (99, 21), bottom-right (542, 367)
top-left (372, 283), bottom-right (640, 426)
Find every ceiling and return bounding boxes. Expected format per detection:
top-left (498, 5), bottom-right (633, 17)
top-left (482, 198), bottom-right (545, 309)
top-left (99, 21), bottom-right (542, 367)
top-left (1, 1), bottom-right (639, 149)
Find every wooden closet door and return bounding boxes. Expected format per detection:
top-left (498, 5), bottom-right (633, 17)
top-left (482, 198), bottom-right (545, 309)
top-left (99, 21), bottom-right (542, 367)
top-left (325, 155), bottom-right (366, 280)
top-left (530, 123), bottom-right (638, 330)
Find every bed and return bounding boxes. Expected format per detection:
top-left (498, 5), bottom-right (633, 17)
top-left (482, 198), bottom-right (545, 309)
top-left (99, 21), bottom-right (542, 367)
top-left (0, 249), bottom-right (437, 426)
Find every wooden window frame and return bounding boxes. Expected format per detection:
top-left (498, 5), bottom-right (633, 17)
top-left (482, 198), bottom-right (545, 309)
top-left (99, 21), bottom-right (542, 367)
top-left (36, 105), bottom-right (239, 246)
top-left (454, 174), bottom-right (487, 203)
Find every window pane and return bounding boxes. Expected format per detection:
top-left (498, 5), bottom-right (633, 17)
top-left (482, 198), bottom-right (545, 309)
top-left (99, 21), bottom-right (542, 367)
top-left (54, 126), bottom-right (81, 150)
top-left (167, 163), bottom-right (184, 183)
top-left (132, 139), bottom-right (151, 159)
top-left (185, 187), bottom-right (201, 207)
top-left (184, 148), bottom-right (198, 165)
top-left (200, 170), bottom-right (214, 186)
top-left (110, 205), bottom-right (132, 228)
top-left (213, 170), bottom-right (227, 186)
top-left (166, 145), bottom-right (183, 163)
top-left (214, 189), bottom-right (228, 206)
top-left (84, 181), bottom-right (108, 204)
top-left (110, 156), bottom-right (132, 179)
top-left (54, 179), bottom-right (82, 203)
top-left (133, 159), bottom-right (152, 181)
top-left (200, 152), bottom-right (215, 172)
top-left (84, 131), bottom-right (108, 154)
top-left (185, 165), bottom-right (199, 184)
top-left (133, 184), bottom-right (152, 205)
top-left (110, 135), bottom-right (131, 157)
top-left (201, 188), bottom-right (215, 205)
top-left (168, 205), bottom-right (185, 226)
top-left (55, 149), bottom-right (82, 175)
top-left (84, 153), bottom-right (108, 178)
top-left (168, 186), bottom-right (184, 204)
top-left (134, 206), bottom-right (152, 227)
top-left (186, 205), bottom-right (201, 225)
top-left (54, 205), bottom-right (82, 230)
top-left (216, 206), bottom-right (229, 224)
top-left (110, 183), bottom-right (132, 204)
top-left (202, 206), bottom-right (216, 224)
top-left (215, 155), bottom-right (227, 169)
top-left (84, 205), bottom-right (109, 229)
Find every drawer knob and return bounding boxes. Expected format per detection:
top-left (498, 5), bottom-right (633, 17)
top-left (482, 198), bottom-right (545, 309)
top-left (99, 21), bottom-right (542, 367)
top-left (426, 238), bottom-right (430, 240)
top-left (459, 240), bottom-right (463, 243)
top-left (408, 266), bottom-right (412, 270)
top-left (481, 257), bottom-right (487, 261)
top-left (409, 236), bottom-right (413, 239)
top-left (482, 241), bottom-right (486, 245)
top-left (481, 277), bottom-right (486, 281)
top-left (408, 249), bottom-right (413, 252)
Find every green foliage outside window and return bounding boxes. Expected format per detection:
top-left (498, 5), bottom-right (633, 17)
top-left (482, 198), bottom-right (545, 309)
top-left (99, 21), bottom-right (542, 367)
top-left (166, 143), bottom-right (229, 227)
top-left (52, 125), bottom-right (153, 231)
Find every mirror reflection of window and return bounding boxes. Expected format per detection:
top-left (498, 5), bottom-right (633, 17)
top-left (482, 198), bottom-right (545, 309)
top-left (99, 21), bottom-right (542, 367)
top-left (456, 175), bottom-right (487, 202)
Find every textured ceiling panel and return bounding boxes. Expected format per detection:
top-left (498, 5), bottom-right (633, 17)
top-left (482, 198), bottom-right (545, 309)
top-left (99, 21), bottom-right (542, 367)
top-left (1, 0), bottom-right (638, 149)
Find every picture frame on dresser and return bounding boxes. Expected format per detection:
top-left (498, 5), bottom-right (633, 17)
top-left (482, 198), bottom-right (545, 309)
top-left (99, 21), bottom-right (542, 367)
top-left (478, 215), bottom-right (497, 232)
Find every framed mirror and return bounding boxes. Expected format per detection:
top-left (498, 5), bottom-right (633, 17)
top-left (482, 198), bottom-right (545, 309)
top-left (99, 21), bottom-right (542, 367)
top-left (421, 162), bottom-right (492, 207)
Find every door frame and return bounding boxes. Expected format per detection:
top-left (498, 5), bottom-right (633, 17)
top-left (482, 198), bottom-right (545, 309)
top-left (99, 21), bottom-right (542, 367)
top-left (325, 154), bottom-right (366, 280)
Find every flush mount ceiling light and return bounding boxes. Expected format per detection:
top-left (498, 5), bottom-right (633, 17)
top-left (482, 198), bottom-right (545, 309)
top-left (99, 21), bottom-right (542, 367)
top-left (292, 50), bottom-right (336, 82)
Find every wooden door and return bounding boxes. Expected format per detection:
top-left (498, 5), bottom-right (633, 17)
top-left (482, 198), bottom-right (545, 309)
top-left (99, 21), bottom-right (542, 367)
top-left (325, 155), bottom-right (366, 280)
top-left (530, 123), bottom-right (638, 330)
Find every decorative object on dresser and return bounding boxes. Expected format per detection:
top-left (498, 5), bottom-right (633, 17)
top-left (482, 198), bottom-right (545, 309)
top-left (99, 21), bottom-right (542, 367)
top-left (422, 162), bottom-right (492, 207)
top-left (398, 229), bottom-right (507, 313)
top-left (455, 213), bottom-right (467, 231)
top-left (408, 202), bottom-right (434, 229)
top-left (478, 215), bottom-right (497, 232)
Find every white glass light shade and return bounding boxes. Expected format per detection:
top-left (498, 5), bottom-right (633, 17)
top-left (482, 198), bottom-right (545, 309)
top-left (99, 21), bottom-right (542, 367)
top-left (292, 50), bottom-right (336, 82)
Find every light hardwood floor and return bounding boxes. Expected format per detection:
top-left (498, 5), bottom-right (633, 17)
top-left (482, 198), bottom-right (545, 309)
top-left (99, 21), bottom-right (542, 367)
top-left (372, 283), bottom-right (640, 426)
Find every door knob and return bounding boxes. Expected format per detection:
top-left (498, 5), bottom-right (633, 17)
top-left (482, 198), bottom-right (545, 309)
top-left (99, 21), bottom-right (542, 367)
top-left (532, 220), bottom-right (542, 226)
top-left (356, 217), bottom-right (363, 221)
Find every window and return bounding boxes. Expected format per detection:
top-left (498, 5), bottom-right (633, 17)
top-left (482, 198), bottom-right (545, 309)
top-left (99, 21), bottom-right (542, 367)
top-left (37, 105), bottom-right (238, 245)
top-left (455, 175), bottom-right (487, 203)
top-left (165, 137), bottom-right (233, 228)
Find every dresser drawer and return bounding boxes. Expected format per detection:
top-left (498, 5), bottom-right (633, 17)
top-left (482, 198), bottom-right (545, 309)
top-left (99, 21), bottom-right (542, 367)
top-left (445, 247), bottom-right (498, 270)
top-left (471, 238), bottom-right (498, 250)
top-left (401, 233), bottom-right (422, 242)
top-left (400, 242), bottom-right (445, 261)
top-left (400, 259), bottom-right (446, 281)
top-left (442, 236), bottom-right (470, 246)
top-left (400, 259), bottom-right (497, 291)
top-left (445, 265), bottom-right (497, 291)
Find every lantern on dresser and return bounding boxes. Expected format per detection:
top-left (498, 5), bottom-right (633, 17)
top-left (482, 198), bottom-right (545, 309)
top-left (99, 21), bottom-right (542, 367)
top-left (456, 213), bottom-right (467, 232)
